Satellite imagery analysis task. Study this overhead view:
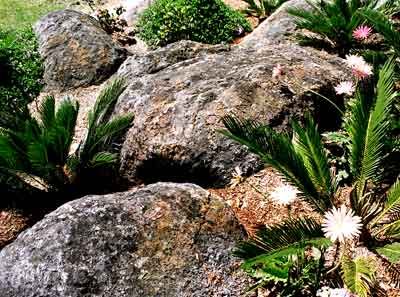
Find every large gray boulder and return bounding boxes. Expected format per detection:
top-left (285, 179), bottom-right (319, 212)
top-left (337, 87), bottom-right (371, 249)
top-left (35, 9), bottom-right (127, 90)
top-left (0, 183), bottom-right (249, 297)
top-left (115, 39), bottom-right (349, 186)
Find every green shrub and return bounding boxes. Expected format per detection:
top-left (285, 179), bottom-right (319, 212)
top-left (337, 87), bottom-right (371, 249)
top-left (0, 27), bottom-right (43, 129)
top-left (137, 0), bottom-right (251, 47)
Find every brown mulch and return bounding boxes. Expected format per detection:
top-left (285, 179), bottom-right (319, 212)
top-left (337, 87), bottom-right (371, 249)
top-left (0, 209), bottom-right (29, 250)
top-left (209, 168), bottom-right (321, 235)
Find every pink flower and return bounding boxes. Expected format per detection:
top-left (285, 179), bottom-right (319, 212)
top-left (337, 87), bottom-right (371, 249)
top-left (272, 64), bottom-right (284, 78)
top-left (334, 81), bottom-right (355, 96)
top-left (345, 55), bottom-right (373, 79)
top-left (353, 25), bottom-right (372, 40)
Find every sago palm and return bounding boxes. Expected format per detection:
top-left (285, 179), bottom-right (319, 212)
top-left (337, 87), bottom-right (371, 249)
top-left (0, 78), bottom-right (133, 193)
top-left (221, 60), bottom-right (400, 295)
top-left (242, 0), bottom-right (289, 20)
top-left (287, 0), bottom-right (391, 56)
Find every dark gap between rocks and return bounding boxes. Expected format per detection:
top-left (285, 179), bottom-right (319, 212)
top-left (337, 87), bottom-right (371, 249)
top-left (135, 155), bottom-right (220, 188)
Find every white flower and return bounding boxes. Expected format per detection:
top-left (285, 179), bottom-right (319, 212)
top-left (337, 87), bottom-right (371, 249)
top-left (345, 55), bottom-right (373, 79)
top-left (272, 64), bottom-right (284, 78)
top-left (269, 184), bottom-right (299, 205)
top-left (229, 166), bottom-right (244, 188)
top-left (334, 81), bottom-right (355, 96)
top-left (322, 205), bottom-right (362, 242)
top-left (317, 287), bottom-right (354, 297)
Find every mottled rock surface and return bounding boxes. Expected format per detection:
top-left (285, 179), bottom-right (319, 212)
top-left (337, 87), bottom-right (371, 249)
top-left (241, 0), bottom-right (311, 48)
top-left (35, 9), bottom-right (127, 90)
top-left (0, 183), bottom-right (250, 297)
top-left (115, 40), bottom-right (349, 186)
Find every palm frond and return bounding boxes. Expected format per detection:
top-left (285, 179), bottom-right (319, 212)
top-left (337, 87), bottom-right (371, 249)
top-left (292, 115), bottom-right (337, 197)
top-left (372, 179), bottom-right (400, 229)
top-left (38, 96), bottom-right (55, 129)
top-left (89, 151), bottom-right (118, 168)
top-left (234, 217), bottom-right (328, 259)
top-left (376, 242), bottom-right (400, 263)
top-left (347, 60), bottom-right (398, 199)
top-left (361, 8), bottom-right (400, 56)
top-left (341, 255), bottom-right (377, 297)
top-left (221, 115), bottom-right (333, 212)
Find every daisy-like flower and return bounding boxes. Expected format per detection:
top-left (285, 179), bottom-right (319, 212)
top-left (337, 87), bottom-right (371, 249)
top-left (322, 205), bottom-right (362, 242)
top-left (269, 184), bottom-right (299, 205)
top-left (353, 25), bottom-right (372, 40)
top-left (229, 166), bottom-right (244, 188)
top-left (272, 64), bottom-right (284, 78)
top-left (317, 287), bottom-right (354, 297)
top-left (334, 81), bottom-right (355, 96)
top-left (345, 55), bottom-right (373, 79)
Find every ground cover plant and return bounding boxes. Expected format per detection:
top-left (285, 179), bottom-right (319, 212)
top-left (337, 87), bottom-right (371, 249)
top-left (136, 0), bottom-right (252, 47)
top-left (221, 58), bottom-right (400, 296)
top-left (0, 0), bottom-right (69, 30)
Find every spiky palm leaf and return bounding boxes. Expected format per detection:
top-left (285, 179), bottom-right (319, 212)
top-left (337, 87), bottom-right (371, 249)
top-left (361, 8), bottom-right (400, 57)
top-left (292, 116), bottom-right (337, 198)
top-left (77, 78), bottom-right (133, 172)
top-left (242, 0), bottom-right (289, 19)
top-left (221, 115), bottom-right (333, 213)
top-left (236, 217), bottom-right (330, 282)
top-left (346, 61), bottom-right (398, 201)
top-left (287, 0), bottom-right (382, 55)
top-left (235, 217), bottom-right (329, 258)
top-left (341, 255), bottom-right (377, 297)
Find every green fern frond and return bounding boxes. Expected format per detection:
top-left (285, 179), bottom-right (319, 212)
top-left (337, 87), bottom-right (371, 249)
top-left (376, 242), bottom-right (400, 263)
top-left (347, 60), bottom-right (398, 199)
top-left (221, 115), bottom-right (333, 212)
top-left (89, 151), bottom-right (118, 168)
top-left (38, 96), bottom-right (55, 129)
top-left (372, 179), bottom-right (400, 229)
top-left (235, 217), bottom-right (328, 259)
top-left (341, 255), bottom-right (377, 297)
top-left (361, 8), bottom-right (400, 56)
top-left (292, 115), bottom-right (337, 197)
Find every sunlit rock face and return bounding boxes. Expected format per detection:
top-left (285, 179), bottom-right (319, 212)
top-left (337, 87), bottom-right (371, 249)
top-left (114, 40), bottom-right (349, 186)
top-left (34, 9), bottom-right (127, 90)
top-left (0, 183), bottom-right (250, 297)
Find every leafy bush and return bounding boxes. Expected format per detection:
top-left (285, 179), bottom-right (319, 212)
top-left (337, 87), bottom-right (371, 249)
top-left (242, 0), bottom-right (289, 20)
top-left (221, 60), bottom-right (400, 296)
top-left (137, 0), bottom-right (251, 47)
top-left (0, 27), bottom-right (43, 129)
top-left (0, 78), bottom-right (133, 195)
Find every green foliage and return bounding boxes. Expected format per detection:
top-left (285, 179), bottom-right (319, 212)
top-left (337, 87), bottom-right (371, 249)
top-left (221, 115), bottom-right (334, 213)
top-left (236, 217), bottom-right (330, 284)
top-left (0, 0), bottom-right (67, 30)
top-left (361, 8), bottom-right (400, 57)
top-left (376, 242), bottom-right (400, 263)
top-left (242, 0), bottom-right (289, 19)
top-left (283, 247), bottom-right (327, 297)
top-left (0, 78), bottom-right (133, 194)
top-left (345, 61), bottom-right (397, 202)
top-left (287, 0), bottom-right (382, 56)
top-left (221, 60), bottom-right (400, 294)
top-left (136, 0), bottom-right (251, 47)
top-left (0, 27), bottom-right (43, 129)
top-left (341, 256), bottom-right (377, 297)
